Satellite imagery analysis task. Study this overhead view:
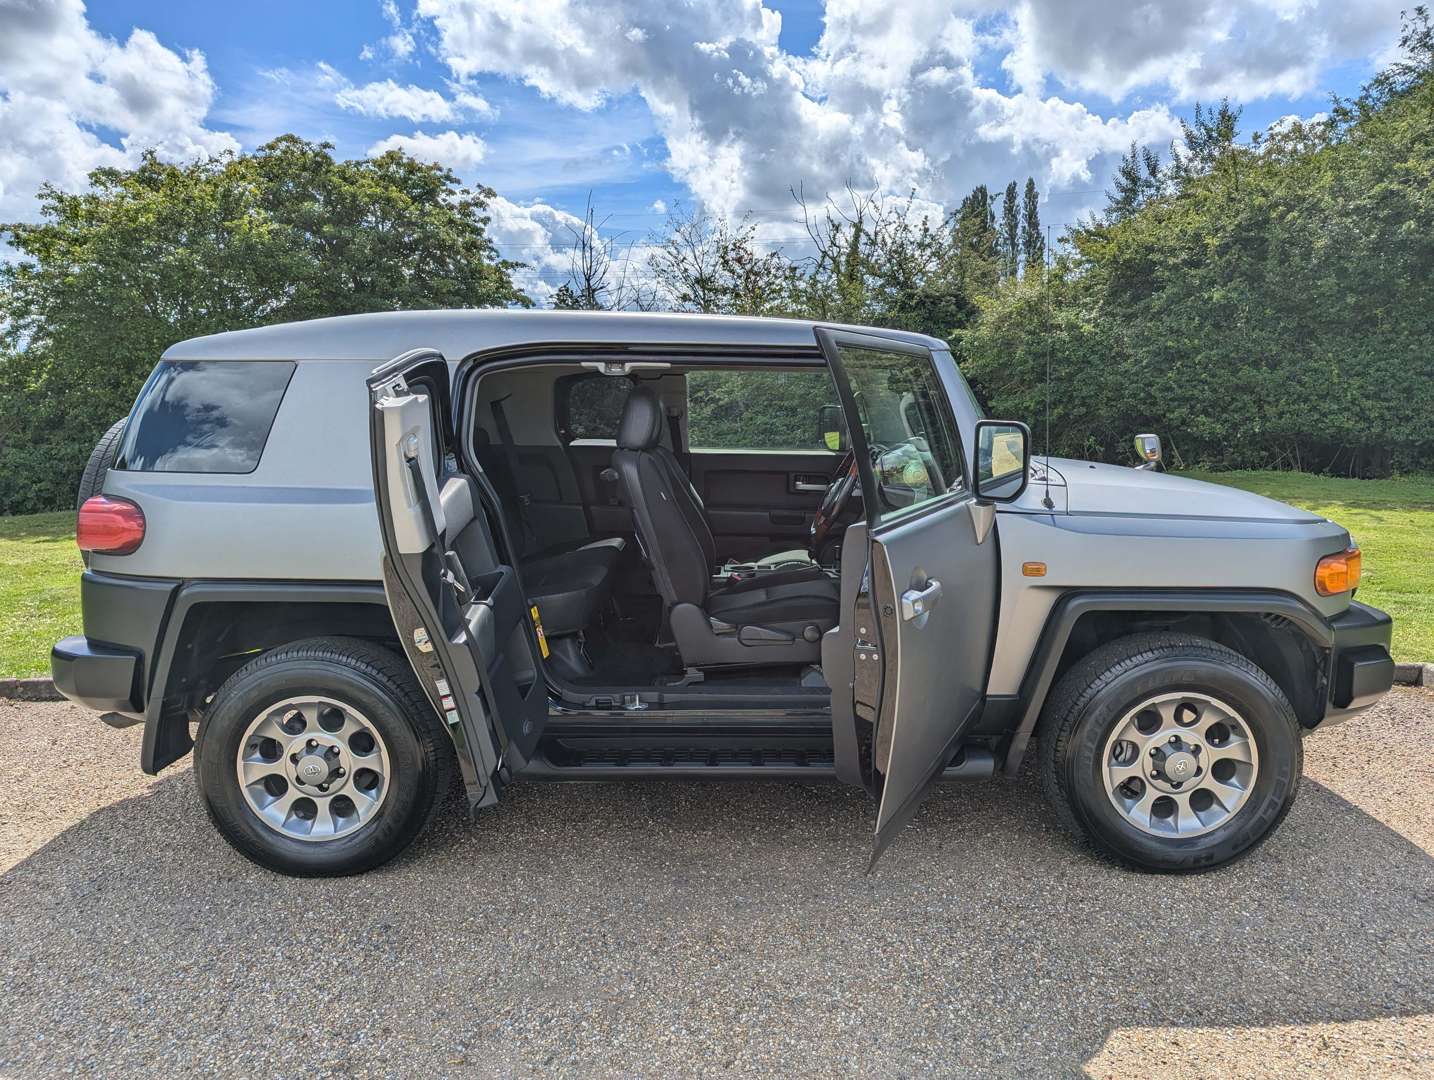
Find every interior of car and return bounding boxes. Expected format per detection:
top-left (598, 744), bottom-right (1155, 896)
top-left (452, 351), bottom-right (959, 709)
top-left (457, 359), bottom-right (859, 697)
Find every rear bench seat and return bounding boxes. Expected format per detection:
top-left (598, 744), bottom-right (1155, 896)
top-left (518, 537), bottom-right (626, 636)
top-left (440, 475), bottom-right (624, 641)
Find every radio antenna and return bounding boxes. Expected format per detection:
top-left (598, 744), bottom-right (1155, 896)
top-left (1041, 223), bottom-right (1054, 511)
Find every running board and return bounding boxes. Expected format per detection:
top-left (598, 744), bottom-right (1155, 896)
top-left (518, 737), bottom-right (996, 782)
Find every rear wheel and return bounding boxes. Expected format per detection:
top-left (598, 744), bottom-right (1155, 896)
top-left (1038, 632), bottom-right (1302, 872)
top-left (195, 637), bottom-right (452, 876)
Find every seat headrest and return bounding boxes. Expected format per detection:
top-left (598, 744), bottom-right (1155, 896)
top-left (617, 385), bottom-right (664, 450)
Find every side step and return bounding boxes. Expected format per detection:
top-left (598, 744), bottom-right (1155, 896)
top-left (523, 732), bottom-right (836, 779)
top-left (939, 746), bottom-right (995, 781)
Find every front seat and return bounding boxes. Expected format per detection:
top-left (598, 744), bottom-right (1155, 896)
top-left (611, 386), bottom-right (839, 667)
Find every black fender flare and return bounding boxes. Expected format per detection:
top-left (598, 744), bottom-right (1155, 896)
top-left (142, 581), bottom-right (389, 774)
top-left (998, 589), bottom-right (1333, 776)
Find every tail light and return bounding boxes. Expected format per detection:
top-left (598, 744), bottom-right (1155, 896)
top-left (77, 496), bottom-right (146, 555)
top-left (1314, 545), bottom-right (1361, 596)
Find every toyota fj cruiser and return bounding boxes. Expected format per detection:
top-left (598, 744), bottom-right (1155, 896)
top-left (52, 310), bottom-right (1395, 876)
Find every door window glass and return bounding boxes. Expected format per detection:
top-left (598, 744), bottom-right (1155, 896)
top-left (834, 345), bottom-right (966, 520)
top-left (686, 369), bottom-right (836, 451)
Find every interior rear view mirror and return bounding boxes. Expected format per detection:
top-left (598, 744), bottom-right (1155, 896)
top-left (817, 403), bottom-right (848, 452)
top-left (975, 420), bottom-right (1031, 503)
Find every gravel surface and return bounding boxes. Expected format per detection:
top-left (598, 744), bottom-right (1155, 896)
top-left (1, 691), bottom-right (1431, 1078)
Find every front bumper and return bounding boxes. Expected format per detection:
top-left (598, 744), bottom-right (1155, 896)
top-left (1322, 600), bottom-right (1395, 724)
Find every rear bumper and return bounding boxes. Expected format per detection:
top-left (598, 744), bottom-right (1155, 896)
top-left (1321, 600), bottom-right (1395, 725)
top-left (49, 571), bottom-right (178, 718)
top-left (51, 635), bottom-right (142, 714)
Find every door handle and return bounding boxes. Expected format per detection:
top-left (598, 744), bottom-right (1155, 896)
top-left (793, 479), bottom-right (828, 493)
top-left (900, 579), bottom-right (942, 622)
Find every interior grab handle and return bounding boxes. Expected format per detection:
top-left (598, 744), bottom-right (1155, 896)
top-left (900, 579), bottom-right (942, 623)
top-left (793, 477), bottom-right (828, 493)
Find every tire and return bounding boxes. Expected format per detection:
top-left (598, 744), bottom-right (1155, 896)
top-left (76, 418), bottom-right (127, 510)
top-left (194, 637), bottom-right (453, 877)
top-left (1037, 632), bottom-right (1302, 873)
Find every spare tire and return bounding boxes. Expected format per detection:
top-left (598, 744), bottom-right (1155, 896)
top-left (76, 418), bottom-right (127, 511)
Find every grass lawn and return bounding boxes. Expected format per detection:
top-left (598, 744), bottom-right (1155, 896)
top-left (0, 512), bottom-right (82, 679)
top-left (0, 471), bottom-right (1430, 678)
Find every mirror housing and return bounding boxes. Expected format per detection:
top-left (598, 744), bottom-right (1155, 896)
top-left (817, 403), bottom-right (848, 452)
top-left (974, 420), bottom-right (1031, 503)
top-left (1134, 432), bottom-right (1163, 471)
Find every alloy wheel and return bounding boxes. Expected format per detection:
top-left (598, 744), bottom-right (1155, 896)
top-left (234, 696), bottom-right (391, 842)
top-left (1100, 691), bottom-right (1260, 838)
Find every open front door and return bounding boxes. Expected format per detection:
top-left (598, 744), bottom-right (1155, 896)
top-left (815, 329), bottom-right (1000, 869)
top-left (368, 349), bottom-right (550, 810)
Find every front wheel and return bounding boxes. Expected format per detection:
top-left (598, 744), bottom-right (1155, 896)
top-left (195, 637), bottom-right (452, 877)
top-left (1038, 632), bottom-right (1302, 872)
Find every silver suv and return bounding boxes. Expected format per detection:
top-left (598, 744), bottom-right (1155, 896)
top-left (52, 310), bottom-right (1395, 876)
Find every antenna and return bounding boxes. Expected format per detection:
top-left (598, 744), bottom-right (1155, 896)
top-left (1041, 223), bottom-right (1054, 510)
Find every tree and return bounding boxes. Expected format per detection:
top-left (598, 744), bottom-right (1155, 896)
top-left (651, 205), bottom-right (800, 316)
top-left (1020, 178), bottom-right (1045, 275)
top-left (1105, 142), bottom-right (1162, 221)
top-left (999, 181), bottom-right (1020, 279)
top-left (0, 136), bottom-right (528, 513)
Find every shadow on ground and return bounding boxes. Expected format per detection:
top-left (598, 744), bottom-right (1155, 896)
top-left (1, 749), bottom-right (1430, 1078)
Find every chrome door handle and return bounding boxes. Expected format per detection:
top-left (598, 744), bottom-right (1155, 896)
top-left (793, 479), bottom-right (828, 492)
top-left (900, 579), bottom-right (942, 622)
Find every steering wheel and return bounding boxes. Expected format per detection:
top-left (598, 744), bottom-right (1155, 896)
top-left (809, 450), bottom-right (860, 556)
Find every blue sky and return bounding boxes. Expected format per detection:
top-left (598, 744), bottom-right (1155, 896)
top-left (3, 0), bottom-right (1407, 300)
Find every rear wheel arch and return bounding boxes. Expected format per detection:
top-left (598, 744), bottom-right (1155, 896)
top-left (142, 586), bottom-right (402, 774)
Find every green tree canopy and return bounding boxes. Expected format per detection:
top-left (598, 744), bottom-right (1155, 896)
top-left (0, 136), bottom-right (527, 513)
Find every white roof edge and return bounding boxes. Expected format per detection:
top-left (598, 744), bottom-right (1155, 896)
top-left (160, 309), bottom-right (949, 362)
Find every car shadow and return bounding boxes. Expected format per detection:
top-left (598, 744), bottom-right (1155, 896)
top-left (1, 765), bottom-right (1430, 1077)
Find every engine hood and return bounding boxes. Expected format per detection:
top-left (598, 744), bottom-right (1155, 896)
top-left (1051, 459), bottom-right (1321, 522)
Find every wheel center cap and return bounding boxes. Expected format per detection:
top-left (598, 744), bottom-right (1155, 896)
top-left (1163, 750), bottom-right (1196, 781)
top-left (297, 754), bottom-right (330, 785)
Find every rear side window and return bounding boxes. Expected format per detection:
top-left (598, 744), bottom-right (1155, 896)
top-left (118, 361), bottom-right (295, 473)
top-left (559, 373), bottom-right (633, 441)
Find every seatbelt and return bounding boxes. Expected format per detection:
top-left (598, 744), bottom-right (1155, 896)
top-left (488, 396), bottom-right (539, 552)
top-left (404, 456), bottom-right (470, 603)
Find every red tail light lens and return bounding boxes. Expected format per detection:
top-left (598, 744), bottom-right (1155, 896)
top-left (77, 496), bottom-right (146, 555)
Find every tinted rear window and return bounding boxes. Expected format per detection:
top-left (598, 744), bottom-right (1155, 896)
top-left (119, 361), bottom-right (295, 473)
top-left (560, 373), bottom-right (633, 441)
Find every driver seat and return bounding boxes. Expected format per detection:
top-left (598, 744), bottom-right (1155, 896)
top-left (611, 386), bottom-right (840, 667)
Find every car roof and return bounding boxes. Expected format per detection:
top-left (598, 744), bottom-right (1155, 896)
top-left (161, 309), bottom-right (949, 362)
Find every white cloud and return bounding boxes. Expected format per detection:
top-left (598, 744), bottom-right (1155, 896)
top-left (650, 199), bottom-right (667, 214)
top-left (0, 0), bottom-right (236, 223)
top-left (1002, 0), bottom-right (1404, 102)
top-left (485, 195), bottom-right (587, 303)
top-left (368, 129), bottom-right (488, 170)
top-left (336, 79), bottom-right (462, 121)
top-left (412, 0), bottom-right (1180, 222)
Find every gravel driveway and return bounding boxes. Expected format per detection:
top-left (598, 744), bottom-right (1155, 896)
top-left (1, 691), bottom-right (1431, 1078)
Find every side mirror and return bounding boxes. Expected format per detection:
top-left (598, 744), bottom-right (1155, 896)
top-left (1134, 433), bottom-right (1163, 470)
top-left (817, 403), bottom-right (848, 452)
top-left (975, 420), bottom-right (1031, 503)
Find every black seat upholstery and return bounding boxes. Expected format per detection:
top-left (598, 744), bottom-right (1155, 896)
top-left (611, 386), bottom-right (838, 666)
top-left (520, 537), bottom-right (625, 636)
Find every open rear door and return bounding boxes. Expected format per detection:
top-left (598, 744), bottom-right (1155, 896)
top-left (815, 329), bottom-right (1000, 869)
top-left (368, 349), bottom-right (550, 810)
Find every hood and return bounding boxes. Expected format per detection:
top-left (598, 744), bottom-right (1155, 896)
top-left (1047, 459), bottom-right (1322, 522)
